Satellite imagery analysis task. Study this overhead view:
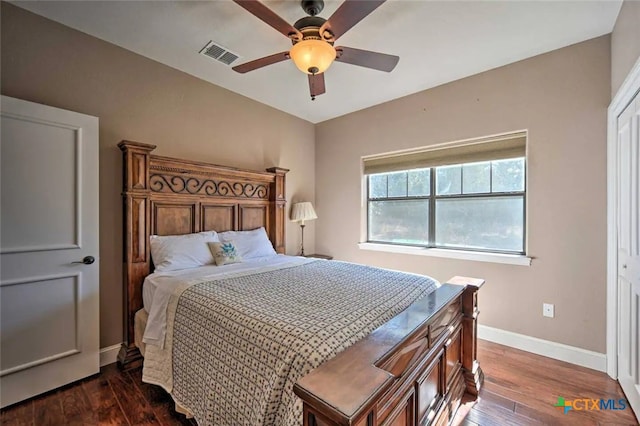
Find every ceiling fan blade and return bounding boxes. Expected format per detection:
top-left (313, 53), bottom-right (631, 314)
top-left (233, 0), bottom-right (302, 40)
top-left (335, 46), bottom-right (399, 72)
top-left (308, 73), bottom-right (326, 100)
top-left (232, 51), bottom-right (290, 73)
top-left (320, 0), bottom-right (386, 41)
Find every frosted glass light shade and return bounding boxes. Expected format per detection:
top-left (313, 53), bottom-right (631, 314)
top-left (291, 202), bottom-right (318, 224)
top-left (289, 40), bottom-right (336, 74)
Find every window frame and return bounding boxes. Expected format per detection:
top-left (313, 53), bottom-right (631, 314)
top-left (366, 159), bottom-right (527, 255)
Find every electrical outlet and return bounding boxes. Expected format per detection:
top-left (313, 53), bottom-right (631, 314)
top-left (543, 303), bottom-right (554, 318)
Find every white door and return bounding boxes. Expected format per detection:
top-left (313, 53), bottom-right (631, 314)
top-left (617, 92), bottom-right (640, 417)
top-left (0, 96), bottom-right (99, 408)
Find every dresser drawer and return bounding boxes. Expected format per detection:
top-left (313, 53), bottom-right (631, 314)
top-left (416, 350), bottom-right (444, 425)
top-left (428, 298), bottom-right (461, 345)
top-left (445, 325), bottom-right (462, 387)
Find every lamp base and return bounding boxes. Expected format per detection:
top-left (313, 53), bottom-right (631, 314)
top-left (300, 223), bottom-right (306, 256)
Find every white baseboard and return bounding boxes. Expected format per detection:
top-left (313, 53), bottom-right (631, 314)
top-left (99, 344), bottom-right (121, 367)
top-left (478, 325), bottom-right (607, 372)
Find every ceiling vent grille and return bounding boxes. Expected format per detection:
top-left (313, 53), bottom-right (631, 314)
top-left (200, 41), bottom-right (240, 66)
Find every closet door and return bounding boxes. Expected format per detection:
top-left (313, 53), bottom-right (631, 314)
top-left (0, 96), bottom-right (99, 408)
top-left (616, 91), bottom-right (640, 418)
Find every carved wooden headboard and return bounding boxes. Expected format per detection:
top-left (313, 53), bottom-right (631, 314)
top-left (117, 140), bottom-right (288, 366)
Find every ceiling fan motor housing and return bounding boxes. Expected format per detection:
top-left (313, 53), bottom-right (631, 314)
top-left (293, 16), bottom-right (327, 41)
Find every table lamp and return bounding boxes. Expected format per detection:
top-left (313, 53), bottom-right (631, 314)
top-left (290, 201), bottom-right (317, 256)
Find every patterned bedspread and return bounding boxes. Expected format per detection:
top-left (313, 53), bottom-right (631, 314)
top-left (142, 259), bottom-right (438, 426)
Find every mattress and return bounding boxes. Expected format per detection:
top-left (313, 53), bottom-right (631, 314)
top-left (140, 257), bottom-right (439, 426)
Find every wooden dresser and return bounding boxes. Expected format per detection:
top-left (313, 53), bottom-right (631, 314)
top-left (294, 281), bottom-right (483, 426)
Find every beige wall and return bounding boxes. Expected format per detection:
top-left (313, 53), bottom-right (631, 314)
top-left (0, 2), bottom-right (618, 354)
top-left (611, 0), bottom-right (640, 96)
top-left (1, 3), bottom-right (316, 348)
top-left (316, 36), bottom-right (611, 353)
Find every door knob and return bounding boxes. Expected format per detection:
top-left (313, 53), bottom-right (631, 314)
top-left (72, 256), bottom-right (95, 265)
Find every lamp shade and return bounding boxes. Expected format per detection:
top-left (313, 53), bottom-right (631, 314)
top-left (289, 40), bottom-right (336, 74)
top-left (291, 202), bottom-right (318, 224)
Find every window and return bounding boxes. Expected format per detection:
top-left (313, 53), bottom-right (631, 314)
top-left (365, 134), bottom-right (526, 254)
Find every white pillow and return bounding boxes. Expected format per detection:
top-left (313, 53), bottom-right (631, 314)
top-left (150, 231), bottom-right (219, 272)
top-left (218, 227), bottom-right (277, 259)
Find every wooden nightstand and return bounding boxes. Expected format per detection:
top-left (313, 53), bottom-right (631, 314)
top-left (304, 254), bottom-right (333, 260)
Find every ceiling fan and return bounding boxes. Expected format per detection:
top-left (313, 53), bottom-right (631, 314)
top-left (232, 0), bottom-right (399, 100)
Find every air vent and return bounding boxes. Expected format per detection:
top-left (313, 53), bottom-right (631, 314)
top-left (200, 41), bottom-right (240, 66)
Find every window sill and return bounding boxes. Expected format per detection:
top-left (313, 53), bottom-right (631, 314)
top-left (358, 243), bottom-right (532, 266)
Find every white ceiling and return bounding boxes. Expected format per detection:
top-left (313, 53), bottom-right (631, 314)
top-left (12, 0), bottom-right (622, 123)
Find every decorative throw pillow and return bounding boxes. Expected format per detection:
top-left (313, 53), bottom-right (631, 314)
top-left (208, 241), bottom-right (242, 266)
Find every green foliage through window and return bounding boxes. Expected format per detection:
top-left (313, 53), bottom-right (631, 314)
top-left (367, 159), bottom-right (526, 254)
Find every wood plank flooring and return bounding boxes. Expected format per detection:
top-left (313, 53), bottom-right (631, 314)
top-left (1, 339), bottom-right (638, 425)
top-left (453, 340), bottom-right (639, 426)
top-left (1, 364), bottom-right (196, 426)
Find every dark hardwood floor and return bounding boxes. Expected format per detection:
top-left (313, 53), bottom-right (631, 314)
top-left (0, 364), bottom-right (196, 426)
top-left (1, 340), bottom-right (638, 425)
top-left (454, 340), bottom-right (639, 426)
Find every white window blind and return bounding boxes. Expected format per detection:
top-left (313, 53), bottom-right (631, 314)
top-left (363, 132), bottom-right (526, 175)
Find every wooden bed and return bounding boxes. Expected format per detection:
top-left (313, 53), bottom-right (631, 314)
top-left (117, 140), bottom-right (484, 426)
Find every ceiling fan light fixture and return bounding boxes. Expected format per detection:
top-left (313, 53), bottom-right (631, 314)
top-left (289, 39), bottom-right (336, 74)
